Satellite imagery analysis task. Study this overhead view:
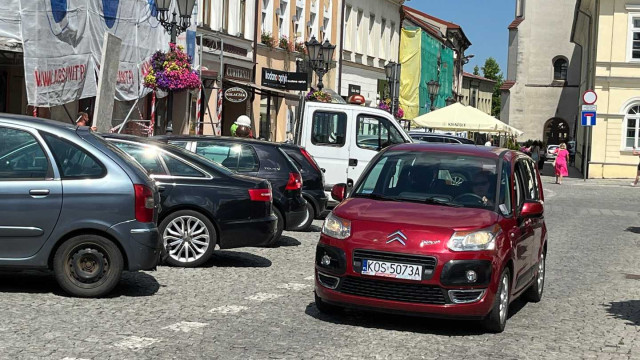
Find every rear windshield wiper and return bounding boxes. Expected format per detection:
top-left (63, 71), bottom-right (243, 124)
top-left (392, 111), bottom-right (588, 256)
top-left (423, 197), bottom-right (462, 207)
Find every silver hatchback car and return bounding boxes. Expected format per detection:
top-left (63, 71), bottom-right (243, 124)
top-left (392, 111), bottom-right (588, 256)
top-left (0, 115), bottom-right (161, 297)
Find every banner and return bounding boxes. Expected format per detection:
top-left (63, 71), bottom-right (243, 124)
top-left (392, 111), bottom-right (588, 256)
top-left (399, 28), bottom-right (421, 120)
top-left (0, 0), bottom-right (184, 106)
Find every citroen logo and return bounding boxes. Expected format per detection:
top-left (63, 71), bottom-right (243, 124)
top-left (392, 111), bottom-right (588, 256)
top-left (386, 231), bottom-right (407, 246)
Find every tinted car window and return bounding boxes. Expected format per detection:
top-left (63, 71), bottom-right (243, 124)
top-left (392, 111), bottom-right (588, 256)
top-left (498, 160), bottom-right (512, 216)
top-left (356, 115), bottom-right (406, 150)
top-left (42, 134), bottom-right (105, 179)
top-left (169, 141), bottom-right (189, 149)
top-left (311, 111), bottom-right (347, 146)
top-left (0, 127), bottom-right (49, 180)
top-left (195, 142), bottom-right (259, 172)
top-left (423, 136), bottom-right (444, 143)
top-left (160, 153), bottom-right (206, 177)
top-left (112, 142), bottom-right (167, 175)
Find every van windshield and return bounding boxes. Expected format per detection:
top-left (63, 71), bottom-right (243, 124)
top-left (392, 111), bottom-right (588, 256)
top-left (353, 150), bottom-right (498, 210)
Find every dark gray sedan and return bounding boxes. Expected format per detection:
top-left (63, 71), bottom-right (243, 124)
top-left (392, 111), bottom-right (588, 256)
top-left (0, 115), bottom-right (161, 297)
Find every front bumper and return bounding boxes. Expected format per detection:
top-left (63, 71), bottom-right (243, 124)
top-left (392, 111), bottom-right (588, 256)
top-left (218, 214), bottom-right (277, 248)
top-left (314, 240), bottom-right (499, 318)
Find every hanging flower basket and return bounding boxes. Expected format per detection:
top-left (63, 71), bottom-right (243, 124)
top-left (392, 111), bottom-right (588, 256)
top-left (306, 90), bottom-right (332, 103)
top-left (144, 43), bottom-right (200, 92)
top-left (378, 98), bottom-right (405, 119)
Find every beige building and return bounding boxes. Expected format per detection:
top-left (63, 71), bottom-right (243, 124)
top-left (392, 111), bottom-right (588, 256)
top-left (572, 0), bottom-right (640, 178)
top-left (501, 0), bottom-right (581, 144)
top-left (253, 0), bottom-right (340, 141)
top-left (460, 72), bottom-right (495, 115)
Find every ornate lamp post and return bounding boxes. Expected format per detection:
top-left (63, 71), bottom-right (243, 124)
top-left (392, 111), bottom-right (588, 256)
top-left (305, 37), bottom-right (335, 90)
top-left (154, 0), bottom-right (196, 133)
top-left (384, 61), bottom-right (401, 117)
top-left (427, 79), bottom-right (440, 112)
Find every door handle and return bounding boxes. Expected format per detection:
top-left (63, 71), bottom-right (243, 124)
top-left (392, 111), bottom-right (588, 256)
top-left (349, 158), bottom-right (358, 166)
top-left (29, 189), bottom-right (50, 197)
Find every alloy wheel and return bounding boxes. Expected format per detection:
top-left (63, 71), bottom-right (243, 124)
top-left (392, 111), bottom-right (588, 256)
top-left (537, 253), bottom-right (545, 296)
top-left (164, 215), bottom-right (211, 264)
top-left (499, 273), bottom-right (509, 325)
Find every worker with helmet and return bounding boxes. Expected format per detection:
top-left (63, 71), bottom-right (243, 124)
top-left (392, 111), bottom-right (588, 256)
top-left (231, 115), bottom-right (253, 138)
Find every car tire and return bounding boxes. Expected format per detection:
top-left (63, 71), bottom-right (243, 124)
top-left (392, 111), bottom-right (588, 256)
top-left (296, 201), bottom-right (315, 232)
top-left (160, 210), bottom-right (217, 268)
top-left (53, 235), bottom-right (123, 298)
top-left (268, 207), bottom-right (285, 247)
top-left (483, 268), bottom-right (511, 333)
top-left (524, 251), bottom-right (545, 303)
top-left (315, 292), bottom-right (342, 315)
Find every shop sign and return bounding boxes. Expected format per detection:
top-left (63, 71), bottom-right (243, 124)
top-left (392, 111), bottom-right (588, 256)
top-left (261, 68), bottom-right (308, 91)
top-left (225, 87), bottom-right (248, 103)
top-left (225, 65), bottom-right (252, 82)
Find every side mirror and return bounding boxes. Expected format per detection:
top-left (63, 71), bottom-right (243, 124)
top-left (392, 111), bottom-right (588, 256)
top-left (331, 183), bottom-right (347, 202)
top-left (520, 201), bottom-right (544, 218)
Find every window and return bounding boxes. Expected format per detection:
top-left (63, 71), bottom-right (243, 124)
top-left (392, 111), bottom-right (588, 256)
top-left (390, 22), bottom-right (396, 59)
top-left (222, 0), bottom-right (230, 33)
top-left (322, 16), bottom-right (330, 41)
top-left (160, 154), bottom-right (206, 177)
top-left (261, 0), bottom-right (272, 33)
top-left (311, 111), bottom-right (347, 146)
top-left (513, 163), bottom-right (525, 212)
top-left (629, 17), bottom-right (640, 60)
top-left (553, 58), bottom-right (568, 81)
top-left (308, 12), bottom-right (317, 39)
top-left (112, 142), bottom-right (167, 175)
top-left (202, 0), bottom-right (211, 27)
top-left (195, 142), bottom-right (259, 172)
top-left (344, 6), bottom-right (352, 50)
top-left (239, 0), bottom-right (246, 36)
top-left (498, 160), bottom-right (512, 216)
top-left (380, 18), bottom-right (387, 59)
top-left (356, 115), bottom-right (406, 150)
top-left (356, 10), bottom-right (363, 53)
top-left (294, 6), bottom-right (303, 38)
top-left (0, 127), bottom-right (49, 180)
top-left (368, 14), bottom-right (375, 56)
top-left (278, 0), bottom-right (288, 37)
top-left (42, 134), bottom-right (105, 179)
top-left (470, 86), bottom-right (478, 107)
top-left (625, 105), bottom-right (640, 148)
top-left (168, 141), bottom-right (189, 149)
top-left (517, 160), bottom-right (537, 200)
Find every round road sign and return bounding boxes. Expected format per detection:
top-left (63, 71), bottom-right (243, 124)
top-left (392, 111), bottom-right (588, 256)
top-left (583, 90), bottom-right (597, 105)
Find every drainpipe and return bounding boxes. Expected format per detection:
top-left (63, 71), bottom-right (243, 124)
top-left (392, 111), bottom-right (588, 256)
top-left (337, 0), bottom-right (346, 95)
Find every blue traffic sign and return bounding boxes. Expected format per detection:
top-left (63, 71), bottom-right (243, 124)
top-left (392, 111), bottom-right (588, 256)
top-left (581, 111), bottom-right (596, 126)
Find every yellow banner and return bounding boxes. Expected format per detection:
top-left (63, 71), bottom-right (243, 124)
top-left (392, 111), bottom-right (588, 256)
top-left (399, 28), bottom-right (421, 120)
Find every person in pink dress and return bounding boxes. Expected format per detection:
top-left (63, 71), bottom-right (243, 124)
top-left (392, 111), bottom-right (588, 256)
top-left (554, 143), bottom-right (569, 184)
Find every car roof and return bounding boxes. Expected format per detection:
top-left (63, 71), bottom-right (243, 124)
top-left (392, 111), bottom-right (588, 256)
top-left (154, 135), bottom-right (301, 149)
top-left (389, 143), bottom-right (511, 159)
top-left (0, 114), bottom-right (78, 134)
top-left (409, 132), bottom-right (465, 139)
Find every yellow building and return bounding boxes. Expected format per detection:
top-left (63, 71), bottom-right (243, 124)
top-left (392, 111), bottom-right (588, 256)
top-left (573, 0), bottom-right (640, 178)
top-left (460, 72), bottom-right (495, 116)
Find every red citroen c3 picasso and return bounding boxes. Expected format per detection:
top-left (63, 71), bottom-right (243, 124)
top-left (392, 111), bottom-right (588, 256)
top-left (314, 143), bottom-right (547, 332)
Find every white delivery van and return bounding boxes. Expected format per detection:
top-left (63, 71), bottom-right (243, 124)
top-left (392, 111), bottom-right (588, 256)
top-left (294, 100), bottom-right (412, 203)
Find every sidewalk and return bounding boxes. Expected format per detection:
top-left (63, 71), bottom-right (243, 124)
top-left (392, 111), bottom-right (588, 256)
top-left (538, 160), bottom-right (635, 187)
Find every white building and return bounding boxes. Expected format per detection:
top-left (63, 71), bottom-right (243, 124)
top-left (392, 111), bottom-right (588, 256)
top-left (500, 0), bottom-right (581, 144)
top-left (340, 0), bottom-right (403, 106)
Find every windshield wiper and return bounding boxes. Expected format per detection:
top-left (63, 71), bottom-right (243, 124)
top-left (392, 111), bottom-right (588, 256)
top-left (423, 197), bottom-right (463, 207)
top-left (352, 193), bottom-right (400, 201)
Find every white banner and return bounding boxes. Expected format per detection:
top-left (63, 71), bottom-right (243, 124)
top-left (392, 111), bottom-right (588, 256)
top-left (1, 0), bottom-right (181, 106)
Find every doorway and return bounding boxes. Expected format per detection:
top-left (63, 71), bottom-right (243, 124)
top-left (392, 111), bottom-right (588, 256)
top-left (544, 118), bottom-right (570, 145)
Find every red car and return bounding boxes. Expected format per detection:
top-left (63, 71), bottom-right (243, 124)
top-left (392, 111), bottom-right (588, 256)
top-left (314, 143), bottom-right (547, 332)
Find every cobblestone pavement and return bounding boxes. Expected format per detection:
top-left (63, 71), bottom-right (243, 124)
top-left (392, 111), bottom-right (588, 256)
top-left (2, 167), bottom-right (640, 359)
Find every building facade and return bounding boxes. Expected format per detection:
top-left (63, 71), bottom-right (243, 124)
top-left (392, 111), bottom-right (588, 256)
top-left (572, 0), bottom-right (640, 178)
top-left (501, 0), bottom-right (581, 143)
top-left (340, 0), bottom-right (402, 106)
top-left (461, 72), bottom-right (495, 115)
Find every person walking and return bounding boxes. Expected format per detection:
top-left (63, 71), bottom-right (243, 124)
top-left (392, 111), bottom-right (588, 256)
top-left (632, 147), bottom-right (640, 187)
top-left (567, 137), bottom-right (576, 166)
top-left (554, 143), bottom-right (569, 184)
top-left (530, 141), bottom-right (541, 168)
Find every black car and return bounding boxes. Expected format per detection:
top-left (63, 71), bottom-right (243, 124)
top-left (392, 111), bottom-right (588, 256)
top-left (103, 134), bottom-right (277, 267)
top-left (154, 136), bottom-right (309, 235)
top-left (409, 132), bottom-right (476, 144)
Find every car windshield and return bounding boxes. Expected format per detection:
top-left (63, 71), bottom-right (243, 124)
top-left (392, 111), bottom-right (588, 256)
top-left (353, 150), bottom-right (498, 210)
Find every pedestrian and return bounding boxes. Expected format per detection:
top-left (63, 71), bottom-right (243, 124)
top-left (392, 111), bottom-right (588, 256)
top-left (554, 142), bottom-right (569, 184)
top-left (76, 112), bottom-right (97, 131)
top-left (233, 115), bottom-right (253, 138)
top-left (485, 138), bottom-right (492, 147)
top-left (632, 147), bottom-right (640, 187)
top-left (567, 137), bottom-right (576, 166)
top-left (531, 140), bottom-right (540, 164)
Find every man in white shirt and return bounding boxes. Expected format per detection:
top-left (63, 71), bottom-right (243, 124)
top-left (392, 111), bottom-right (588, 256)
top-left (485, 138), bottom-right (492, 147)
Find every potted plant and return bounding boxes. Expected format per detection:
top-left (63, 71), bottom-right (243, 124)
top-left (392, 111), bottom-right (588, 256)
top-left (261, 32), bottom-right (275, 47)
top-left (306, 90), bottom-right (332, 103)
top-left (143, 43), bottom-right (200, 92)
top-left (294, 41), bottom-right (305, 53)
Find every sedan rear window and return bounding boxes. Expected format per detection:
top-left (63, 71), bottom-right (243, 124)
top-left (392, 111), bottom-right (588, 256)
top-left (353, 151), bottom-right (498, 210)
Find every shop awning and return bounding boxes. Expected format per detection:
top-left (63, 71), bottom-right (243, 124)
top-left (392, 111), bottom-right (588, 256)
top-left (412, 103), bottom-right (522, 136)
top-left (224, 79), bottom-right (302, 101)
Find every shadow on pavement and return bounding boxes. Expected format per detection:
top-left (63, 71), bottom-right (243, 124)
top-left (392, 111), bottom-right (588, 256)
top-left (625, 227), bottom-right (640, 234)
top-left (605, 300), bottom-right (640, 325)
top-left (270, 235), bottom-right (302, 248)
top-left (204, 250), bottom-right (272, 268)
top-left (306, 225), bottom-right (322, 233)
top-left (0, 270), bottom-right (160, 298)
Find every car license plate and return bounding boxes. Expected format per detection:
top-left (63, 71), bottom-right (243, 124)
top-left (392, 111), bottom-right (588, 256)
top-left (361, 259), bottom-right (422, 281)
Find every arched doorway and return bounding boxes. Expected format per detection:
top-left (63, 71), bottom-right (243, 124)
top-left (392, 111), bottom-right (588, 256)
top-left (544, 118), bottom-right (570, 145)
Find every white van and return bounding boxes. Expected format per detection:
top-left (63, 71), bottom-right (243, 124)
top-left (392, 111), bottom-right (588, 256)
top-left (294, 100), bottom-right (411, 203)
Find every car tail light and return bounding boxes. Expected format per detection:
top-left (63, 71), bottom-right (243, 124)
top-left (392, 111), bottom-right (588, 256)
top-left (249, 188), bottom-right (272, 202)
top-left (285, 172), bottom-right (303, 190)
top-left (134, 184), bottom-right (155, 223)
top-left (300, 147), bottom-right (321, 172)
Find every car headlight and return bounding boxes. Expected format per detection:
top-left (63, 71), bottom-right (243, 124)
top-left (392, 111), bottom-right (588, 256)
top-left (448, 226), bottom-right (499, 251)
top-left (322, 213), bottom-right (351, 240)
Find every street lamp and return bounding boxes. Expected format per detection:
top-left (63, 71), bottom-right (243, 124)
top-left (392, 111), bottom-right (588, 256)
top-left (154, 0), bottom-right (196, 133)
top-left (427, 79), bottom-right (440, 111)
top-left (445, 96), bottom-right (456, 106)
top-left (384, 61), bottom-right (401, 117)
top-left (305, 36), bottom-right (335, 90)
